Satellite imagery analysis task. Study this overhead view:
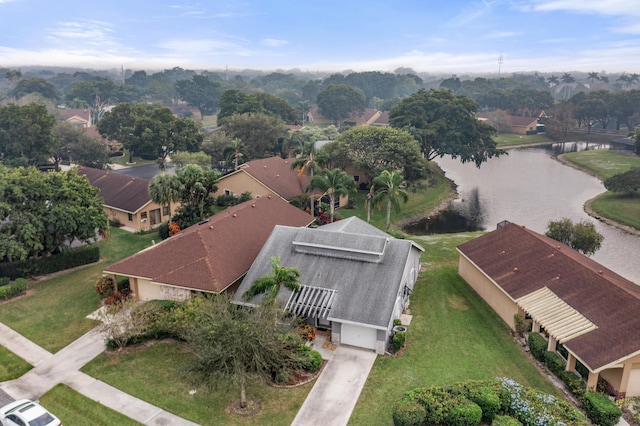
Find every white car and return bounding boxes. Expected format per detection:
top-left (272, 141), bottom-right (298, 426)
top-left (0, 400), bottom-right (61, 426)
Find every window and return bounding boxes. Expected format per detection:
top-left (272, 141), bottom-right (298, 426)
top-left (140, 212), bottom-right (148, 223)
top-left (128, 213), bottom-right (133, 222)
top-left (224, 189), bottom-right (231, 195)
top-left (162, 205), bottom-right (170, 216)
top-left (353, 175), bottom-right (360, 182)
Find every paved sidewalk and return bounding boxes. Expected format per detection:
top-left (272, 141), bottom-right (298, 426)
top-left (0, 322), bottom-right (198, 425)
top-left (291, 340), bottom-right (377, 426)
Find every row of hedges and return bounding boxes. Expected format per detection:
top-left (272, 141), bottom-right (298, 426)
top-left (0, 278), bottom-right (28, 300)
top-left (392, 378), bottom-right (589, 426)
top-left (527, 332), bottom-right (621, 425)
top-left (0, 245), bottom-right (100, 280)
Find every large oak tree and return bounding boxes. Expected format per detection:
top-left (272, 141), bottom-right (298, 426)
top-left (389, 88), bottom-right (503, 167)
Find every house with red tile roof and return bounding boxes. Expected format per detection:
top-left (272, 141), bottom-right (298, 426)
top-left (457, 221), bottom-right (640, 398)
top-left (77, 166), bottom-right (174, 231)
top-left (103, 196), bottom-right (314, 301)
top-left (477, 111), bottom-right (543, 135)
top-left (307, 107), bottom-right (389, 127)
top-left (56, 108), bottom-right (92, 127)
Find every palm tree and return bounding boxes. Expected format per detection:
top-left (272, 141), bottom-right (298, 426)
top-left (308, 168), bottom-right (356, 223)
top-left (587, 72), bottom-right (600, 84)
top-left (547, 75), bottom-right (559, 87)
top-left (149, 174), bottom-right (181, 224)
top-left (242, 256), bottom-right (300, 308)
top-left (365, 186), bottom-right (375, 223)
top-left (371, 170), bottom-right (409, 231)
top-left (222, 139), bottom-right (246, 171)
top-left (291, 141), bottom-right (319, 216)
top-left (600, 75), bottom-right (610, 84)
top-left (561, 73), bottom-right (575, 84)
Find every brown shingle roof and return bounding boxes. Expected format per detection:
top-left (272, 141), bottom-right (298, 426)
top-left (457, 222), bottom-right (640, 371)
top-left (104, 196), bottom-right (314, 293)
top-left (77, 166), bottom-right (151, 213)
top-left (237, 156), bottom-right (308, 201)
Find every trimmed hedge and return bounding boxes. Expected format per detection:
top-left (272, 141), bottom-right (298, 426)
top-left (527, 332), bottom-right (547, 362)
top-left (392, 331), bottom-right (406, 352)
top-left (0, 278), bottom-right (28, 300)
top-left (492, 415), bottom-right (523, 425)
top-left (544, 351), bottom-right (565, 376)
top-left (0, 245), bottom-right (100, 280)
top-left (0, 277), bottom-right (9, 287)
top-left (299, 347), bottom-right (323, 371)
top-left (393, 379), bottom-right (589, 426)
top-left (583, 391), bottom-right (622, 426)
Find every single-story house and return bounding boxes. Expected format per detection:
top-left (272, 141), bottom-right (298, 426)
top-left (104, 196), bottom-right (315, 301)
top-left (457, 221), bottom-right (640, 398)
top-left (56, 108), bottom-right (91, 128)
top-left (234, 216), bottom-right (424, 354)
top-left (214, 156), bottom-right (350, 210)
top-left (307, 106), bottom-right (389, 127)
top-left (477, 112), bottom-right (541, 135)
top-left (77, 166), bottom-right (175, 231)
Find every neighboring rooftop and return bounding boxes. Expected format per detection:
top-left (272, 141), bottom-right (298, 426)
top-left (236, 156), bottom-right (308, 201)
top-left (77, 166), bottom-right (151, 213)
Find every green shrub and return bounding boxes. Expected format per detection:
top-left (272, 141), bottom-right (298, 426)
top-left (0, 277), bottom-right (10, 287)
top-left (445, 398), bottom-right (482, 426)
top-left (392, 331), bottom-right (406, 352)
top-left (0, 245), bottom-right (100, 279)
top-left (299, 348), bottom-right (323, 371)
top-left (468, 386), bottom-right (501, 423)
top-left (0, 278), bottom-right (28, 300)
top-left (527, 332), bottom-right (547, 362)
top-left (158, 222), bottom-right (170, 240)
top-left (492, 415), bottom-right (523, 425)
top-left (406, 387), bottom-right (449, 424)
top-left (544, 351), bottom-right (566, 376)
top-left (513, 314), bottom-right (528, 336)
top-left (393, 318), bottom-right (402, 326)
top-left (559, 370), bottom-right (586, 399)
top-left (392, 398), bottom-right (426, 426)
top-left (583, 392), bottom-right (622, 426)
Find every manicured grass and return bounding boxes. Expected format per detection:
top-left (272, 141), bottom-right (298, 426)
top-left (0, 228), bottom-right (157, 352)
top-left (562, 150), bottom-right (640, 231)
top-left (349, 233), bottom-right (562, 426)
top-left (110, 151), bottom-right (157, 167)
top-left (494, 132), bottom-right (552, 147)
top-left (591, 192), bottom-right (640, 230)
top-left (82, 341), bottom-right (313, 426)
top-left (39, 384), bottom-right (142, 426)
top-left (0, 344), bottom-right (32, 381)
top-left (562, 150), bottom-right (640, 179)
top-left (336, 168), bottom-right (454, 232)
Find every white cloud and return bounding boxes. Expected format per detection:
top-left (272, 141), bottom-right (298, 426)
top-left (527, 0), bottom-right (640, 17)
top-left (261, 38), bottom-right (287, 47)
top-left (46, 20), bottom-right (120, 48)
top-left (485, 31), bottom-right (520, 39)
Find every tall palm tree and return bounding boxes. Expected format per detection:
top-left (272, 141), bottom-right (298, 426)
top-left (222, 139), bottom-right (246, 171)
top-left (371, 170), bottom-right (409, 231)
top-left (587, 72), bottom-right (600, 84)
top-left (308, 168), bottom-right (356, 223)
top-left (547, 75), bottom-right (559, 87)
top-left (560, 73), bottom-right (575, 84)
top-left (291, 141), bottom-right (319, 215)
top-left (149, 174), bottom-right (181, 224)
top-left (365, 186), bottom-right (375, 223)
top-left (242, 256), bottom-right (300, 308)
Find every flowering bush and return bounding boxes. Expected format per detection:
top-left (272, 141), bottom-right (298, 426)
top-left (300, 324), bottom-right (316, 341)
top-left (104, 289), bottom-right (132, 306)
top-left (95, 275), bottom-right (115, 297)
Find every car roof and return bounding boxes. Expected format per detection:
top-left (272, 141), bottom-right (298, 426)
top-left (1, 399), bottom-right (59, 425)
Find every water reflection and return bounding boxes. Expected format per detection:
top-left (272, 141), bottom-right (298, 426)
top-left (404, 143), bottom-right (640, 283)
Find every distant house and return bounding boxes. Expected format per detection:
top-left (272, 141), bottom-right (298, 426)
top-left (307, 107), bottom-right (389, 127)
top-left (215, 156), bottom-right (327, 203)
top-left (56, 108), bottom-right (91, 128)
top-left (77, 166), bottom-right (173, 231)
top-left (104, 196), bottom-right (314, 301)
top-left (235, 217), bottom-right (424, 354)
top-left (457, 222), bottom-right (640, 398)
top-left (477, 111), bottom-right (545, 135)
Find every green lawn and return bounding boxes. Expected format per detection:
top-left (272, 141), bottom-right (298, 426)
top-left (349, 233), bottom-right (562, 426)
top-left (81, 341), bottom-right (313, 426)
top-left (562, 150), bottom-right (640, 231)
top-left (494, 132), bottom-right (552, 148)
top-left (39, 384), bottom-right (142, 426)
top-left (0, 228), bottom-right (157, 352)
top-left (0, 344), bottom-right (32, 381)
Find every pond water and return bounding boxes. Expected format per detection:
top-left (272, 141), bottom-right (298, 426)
top-left (403, 144), bottom-right (640, 283)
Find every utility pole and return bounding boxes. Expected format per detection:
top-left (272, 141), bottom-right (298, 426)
top-left (498, 54), bottom-right (503, 78)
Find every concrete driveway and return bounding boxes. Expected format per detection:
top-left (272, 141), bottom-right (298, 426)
top-left (291, 343), bottom-right (377, 426)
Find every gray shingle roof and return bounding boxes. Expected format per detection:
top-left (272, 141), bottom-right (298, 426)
top-left (235, 218), bottom-right (423, 328)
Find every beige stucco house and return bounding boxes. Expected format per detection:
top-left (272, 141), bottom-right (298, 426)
top-left (77, 166), bottom-right (176, 231)
top-left (103, 196), bottom-right (314, 301)
top-left (215, 156), bottom-right (348, 210)
top-left (457, 221), bottom-right (640, 398)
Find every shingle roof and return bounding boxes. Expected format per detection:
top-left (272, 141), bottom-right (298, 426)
top-left (104, 196), bottom-right (314, 293)
top-left (77, 166), bottom-right (151, 213)
top-left (457, 222), bottom-right (640, 371)
top-left (235, 218), bottom-right (423, 328)
top-left (236, 156), bottom-right (308, 201)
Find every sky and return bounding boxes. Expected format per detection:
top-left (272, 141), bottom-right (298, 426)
top-left (1, 0), bottom-right (639, 75)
